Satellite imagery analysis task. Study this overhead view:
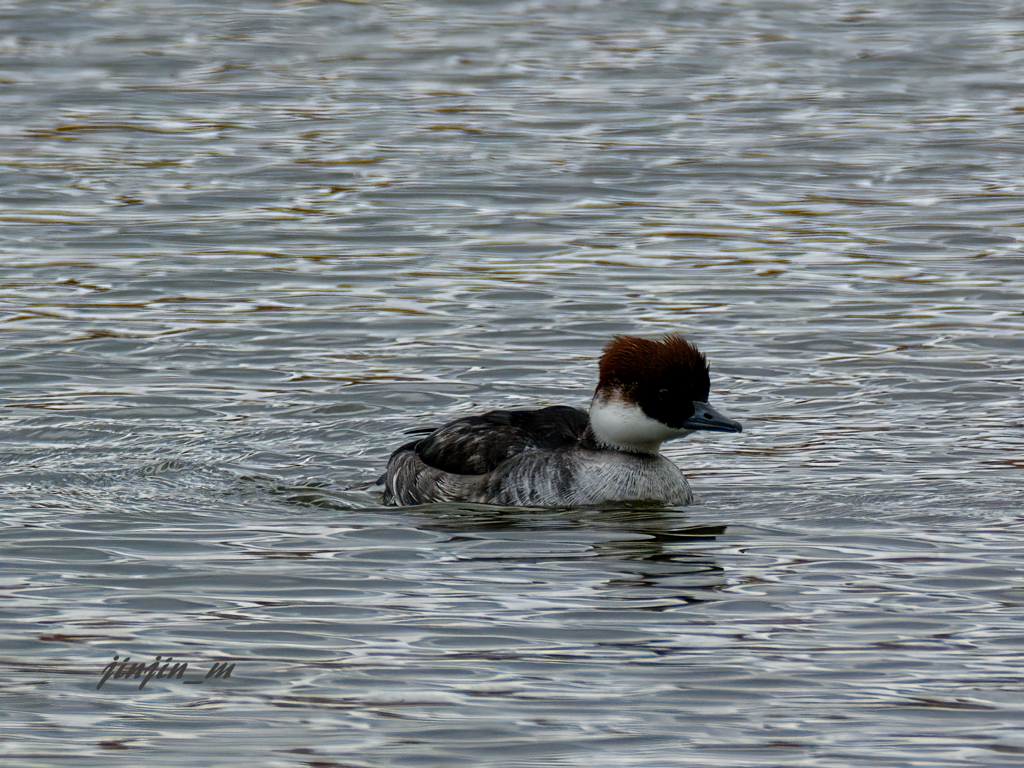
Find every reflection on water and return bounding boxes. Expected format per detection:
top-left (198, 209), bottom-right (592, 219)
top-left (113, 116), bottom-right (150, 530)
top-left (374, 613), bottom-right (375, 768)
top-left (2, 0), bottom-right (1024, 765)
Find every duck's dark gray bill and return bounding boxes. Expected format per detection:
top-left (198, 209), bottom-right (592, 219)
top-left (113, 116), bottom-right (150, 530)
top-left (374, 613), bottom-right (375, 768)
top-left (682, 401), bottom-right (742, 433)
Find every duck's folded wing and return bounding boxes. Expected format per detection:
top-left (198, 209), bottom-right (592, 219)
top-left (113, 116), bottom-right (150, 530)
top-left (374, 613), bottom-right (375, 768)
top-left (415, 405), bottom-right (589, 475)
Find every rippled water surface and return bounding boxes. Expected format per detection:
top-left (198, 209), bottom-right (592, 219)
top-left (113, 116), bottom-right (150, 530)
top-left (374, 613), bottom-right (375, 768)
top-left (2, 1), bottom-right (1024, 766)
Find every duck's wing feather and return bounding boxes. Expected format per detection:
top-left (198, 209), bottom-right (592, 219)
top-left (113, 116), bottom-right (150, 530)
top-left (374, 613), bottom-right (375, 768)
top-left (414, 405), bottom-right (589, 475)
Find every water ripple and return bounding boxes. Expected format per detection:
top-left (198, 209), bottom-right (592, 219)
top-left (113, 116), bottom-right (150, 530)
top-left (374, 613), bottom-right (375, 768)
top-left (2, 0), bottom-right (1024, 765)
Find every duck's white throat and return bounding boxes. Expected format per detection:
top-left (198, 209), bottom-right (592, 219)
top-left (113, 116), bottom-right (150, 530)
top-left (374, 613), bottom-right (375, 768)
top-left (588, 393), bottom-right (693, 454)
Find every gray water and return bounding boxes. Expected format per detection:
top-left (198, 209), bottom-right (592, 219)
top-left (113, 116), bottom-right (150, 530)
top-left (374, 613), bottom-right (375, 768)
top-left (2, 1), bottom-right (1023, 766)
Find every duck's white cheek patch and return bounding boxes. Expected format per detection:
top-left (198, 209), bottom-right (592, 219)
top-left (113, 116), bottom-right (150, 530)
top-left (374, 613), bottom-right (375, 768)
top-left (589, 396), bottom-right (693, 454)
